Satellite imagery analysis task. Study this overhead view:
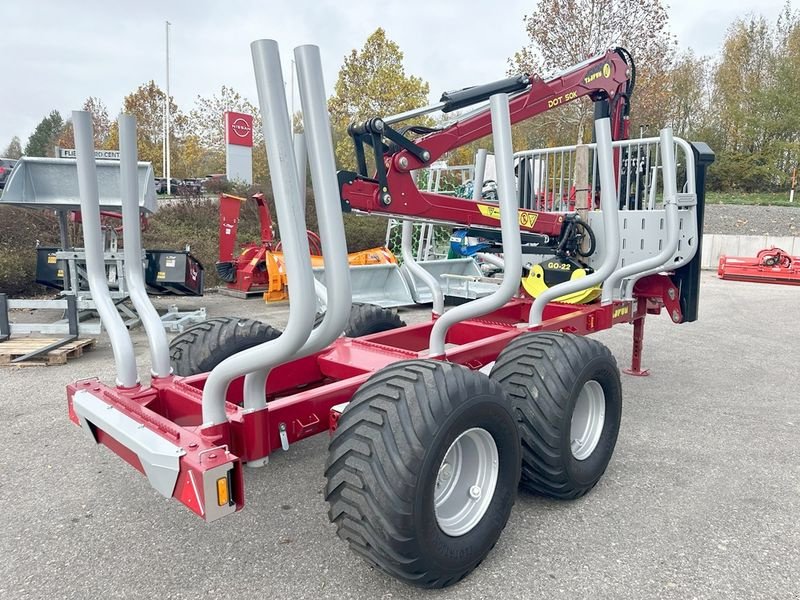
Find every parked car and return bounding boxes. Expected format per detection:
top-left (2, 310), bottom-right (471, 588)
top-left (178, 178), bottom-right (203, 195)
top-left (201, 173), bottom-right (228, 193)
top-left (0, 158), bottom-right (17, 189)
top-left (154, 177), bottom-right (182, 195)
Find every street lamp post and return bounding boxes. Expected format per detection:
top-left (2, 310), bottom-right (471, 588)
top-left (165, 21), bottom-right (172, 195)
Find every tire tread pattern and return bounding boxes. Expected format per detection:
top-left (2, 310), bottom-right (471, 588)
top-left (490, 332), bottom-right (619, 499)
top-left (169, 316), bottom-right (281, 376)
top-left (324, 359), bottom-right (511, 588)
top-left (314, 302), bottom-right (405, 338)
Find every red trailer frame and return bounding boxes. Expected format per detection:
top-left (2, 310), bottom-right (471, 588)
top-left (67, 275), bottom-right (679, 521)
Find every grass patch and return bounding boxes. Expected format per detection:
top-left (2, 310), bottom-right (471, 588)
top-left (706, 191), bottom-right (799, 207)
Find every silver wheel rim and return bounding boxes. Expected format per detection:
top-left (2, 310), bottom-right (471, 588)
top-left (570, 380), bottom-right (606, 460)
top-left (434, 427), bottom-right (499, 537)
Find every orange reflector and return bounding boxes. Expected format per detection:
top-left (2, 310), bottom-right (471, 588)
top-left (216, 476), bottom-right (229, 506)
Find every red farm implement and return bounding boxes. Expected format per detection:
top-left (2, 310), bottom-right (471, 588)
top-left (65, 40), bottom-right (714, 588)
top-left (215, 191), bottom-right (322, 298)
top-left (718, 247), bottom-right (800, 286)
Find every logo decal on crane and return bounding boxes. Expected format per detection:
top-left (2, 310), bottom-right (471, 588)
top-left (477, 204), bottom-right (539, 228)
top-left (584, 63), bottom-right (612, 85)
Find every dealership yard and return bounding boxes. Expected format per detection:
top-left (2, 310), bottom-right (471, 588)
top-left (1, 272), bottom-right (798, 599)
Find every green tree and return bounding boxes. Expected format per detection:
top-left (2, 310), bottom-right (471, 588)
top-left (665, 50), bottom-right (712, 138)
top-left (24, 110), bottom-right (64, 157)
top-left (2, 136), bottom-right (23, 159)
top-left (771, 4), bottom-right (800, 181)
top-left (509, 0), bottom-right (675, 146)
top-left (328, 28), bottom-right (430, 168)
top-left (117, 81), bottom-right (186, 175)
top-left (83, 97), bottom-right (112, 147)
top-left (707, 6), bottom-right (800, 191)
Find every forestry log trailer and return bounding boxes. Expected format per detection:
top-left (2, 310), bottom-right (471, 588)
top-left (66, 40), bottom-right (713, 588)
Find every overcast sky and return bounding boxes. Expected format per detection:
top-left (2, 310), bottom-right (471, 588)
top-left (0, 0), bottom-right (791, 150)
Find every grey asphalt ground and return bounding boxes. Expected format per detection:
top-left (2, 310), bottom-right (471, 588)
top-left (1, 272), bottom-right (798, 599)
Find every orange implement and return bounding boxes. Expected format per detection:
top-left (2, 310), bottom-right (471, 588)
top-left (263, 246), bottom-right (397, 302)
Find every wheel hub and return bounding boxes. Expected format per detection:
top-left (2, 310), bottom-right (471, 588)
top-left (434, 427), bottom-right (499, 537)
top-left (570, 380), bottom-right (606, 460)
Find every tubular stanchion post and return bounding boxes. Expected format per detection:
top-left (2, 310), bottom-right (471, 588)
top-left (401, 220), bottom-right (444, 315)
top-left (239, 40), bottom-right (318, 413)
top-left (201, 40), bottom-right (317, 426)
top-left (73, 110), bottom-right (139, 388)
top-left (294, 132), bottom-right (307, 197)
top-left (472, 148), bottom-right (488, 201)
top-left (57, 210), bottom-right (72, 290)
top-left (528, 117), bottom-right (621, 327)
top-left (428, 93), bottom-right (522, 357)
top-left (119, 114), bottom-right (171, 378)
top-left (293, 44), bottom-right (351, 351)
top-left (295, 131), bottom-right (330, 309)
top-left (623, 137), bottom-right (697, 299)
top-left (601, 128), bottom-right (680, 303)
top-left (475, 252), bottom-right (504, 270)
top-left (624, 315), bottom-right (650, 376)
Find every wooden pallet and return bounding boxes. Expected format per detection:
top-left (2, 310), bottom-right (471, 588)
top-left (0, 337), bottom-right (96, 366)
top-left (217, 286), bottom-right (270, 299)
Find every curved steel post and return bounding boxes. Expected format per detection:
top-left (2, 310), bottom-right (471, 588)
top-left (401, 221), bottom-right (444, 315)
top-left (294, 132), bottom-right (307, 192)
top-left (476, 252), bottom-right (504, 269)
top-left (601, 127), bottom-right (680, 302)
top-left (118, 114), bottom-right (171, 378)
top-left (73, 110), bottom-right (139, 388)
top-left (293, 44), bottom-right (351, 352)
top-left (428, 93), bottom-right (522, 357)
top-left (528, 117), bottom-right (621, 326)
top-left (202, 40), bottom-right (316, 425)
top-left (472, 148), bottom-right (488, 201)
top-left (620, 136), bottom-right (697, 296)
top-left (294, 131), bottom-right (329, 311)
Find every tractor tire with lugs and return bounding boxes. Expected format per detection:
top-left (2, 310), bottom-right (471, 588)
top-left (314, 302), bottom-right (405, 338)
top-left (169, 316), bottom-right (281, 376)
top-left (490, 331), bottom-right (622, 499)
top-left (325, 359), bottom-right (520, 588)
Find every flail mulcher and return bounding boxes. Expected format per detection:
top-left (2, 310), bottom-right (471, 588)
top-left (66, 39), bottom-right (713, 587)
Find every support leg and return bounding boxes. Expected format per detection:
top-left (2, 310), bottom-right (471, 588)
top-left (623, 315), bottom-right (650, 376)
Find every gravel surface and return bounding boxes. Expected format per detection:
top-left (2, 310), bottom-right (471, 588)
top-left (703, 204), bottom-right (799, 237)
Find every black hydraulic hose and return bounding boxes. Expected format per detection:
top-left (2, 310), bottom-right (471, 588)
top-left (576, 220), bottom-right (597, 258)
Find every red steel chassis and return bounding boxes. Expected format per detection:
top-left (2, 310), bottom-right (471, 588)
top-left (67, 274), bottom-right (680, 520)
